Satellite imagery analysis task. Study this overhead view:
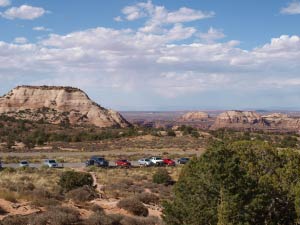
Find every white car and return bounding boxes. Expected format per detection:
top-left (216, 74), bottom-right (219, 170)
top-left (149, 157), bottom-right (164, 166)
top-left (19, 161), bottom-right (29, 167)
top-left (138, 158), bottom-right (154, 167)
top-left (44, 159), bottom-right (58, 168)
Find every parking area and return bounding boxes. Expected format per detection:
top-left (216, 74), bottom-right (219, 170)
top-left (0, 157), bottom-right (190, 169)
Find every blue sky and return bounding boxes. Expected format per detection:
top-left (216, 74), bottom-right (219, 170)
top-left (0, 0), bottom-right (300, 110)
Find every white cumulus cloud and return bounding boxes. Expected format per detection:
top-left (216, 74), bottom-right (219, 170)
top-left (1, 5), bottom-right (46, 20)
top-left (14, 37), bottom-right (28, 44)
top-left (198, 27), bottom-right (226, 43)
top-left (281, 1), bottom-right (300, 15)
top-left (33, 26), bottom-right (52, 32)
top-left (0, 0), bottom-right (10, 7)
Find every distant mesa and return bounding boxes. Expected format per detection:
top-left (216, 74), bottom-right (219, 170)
top-left (179, 111), bottom-right (210, 121)
top-left (0, 85), bottom-right (131, 128)
top-left (210, 110), bottom-right (300, 132)
top-left (210, 110), bottom-right (266, 130)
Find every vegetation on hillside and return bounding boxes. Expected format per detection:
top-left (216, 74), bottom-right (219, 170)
top-left (163, 140), bottom-right (300, 225)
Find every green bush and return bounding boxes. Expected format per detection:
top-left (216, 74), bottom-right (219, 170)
top-left (167, 130), bottom-right (176, 137)
top-left (59, 170), bottom-right (93, 192)
top-left (0, 215), bottom-right (28, 225)
top-left (163, 141), bottom-right (300, 225)
top-left (66, 185), bottom-right (99, 203)
top-left (117, 197), bottom-right (149, 217)
top-left (152, 168), bottom-right (172, 185)
top-left (30, 206), bottom-right (79, 225)
top-left (135, 192), bottom-right (159, 205)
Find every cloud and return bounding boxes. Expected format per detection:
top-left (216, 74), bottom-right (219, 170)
top-left (0, 0), bottom-right (10, 7)
top-left (0, 25), bottom-right (299, 100)
top-left (0, 2), bottom-right (299, 108)
top-left (1, 5), bottom-right (47, 20)
top-left (281, 1), bottom-right (300, 15)
top-left (113, 16), bottom-right (123, 22)
top-left (198, 27), bottom-right (226, 43)
top-left (121, 1), bottom-right (214, 33)
top-left (33, 26), bottom-right (52, 32)
top-left (14, 37), bottom-right (28, 44)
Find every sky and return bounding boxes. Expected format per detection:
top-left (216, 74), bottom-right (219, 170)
top-left (0, 0), bottom-right (300, 111)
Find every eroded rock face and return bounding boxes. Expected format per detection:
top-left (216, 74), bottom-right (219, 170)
top-left (179, 112), bottom-right (209, 121)
top-left (262, 113), bottom-right (300, 131)
top-left (211, 110), bottom-right (300, 132)
top-left (0, 86), bottom-right (131, 128)
top-left (210, 110), bottom-right (265, 130)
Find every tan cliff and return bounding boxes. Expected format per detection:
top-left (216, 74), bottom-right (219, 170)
top-left (0, 86), bottom-right (131, 128)
top-left (210, 110), bottom-right (300, 132)
top-left (179, 112), bottom-right (210, 121)
top-left (210, 110), bottom-right (266, 130)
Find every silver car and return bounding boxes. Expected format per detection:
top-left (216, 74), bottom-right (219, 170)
top-left (138, 158), bottom-right (154, 167)
top-left (19, 160), bottom-right (29, 167)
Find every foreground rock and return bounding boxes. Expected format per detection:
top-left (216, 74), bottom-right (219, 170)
top-left (0, 86), bottom-right (130, 128)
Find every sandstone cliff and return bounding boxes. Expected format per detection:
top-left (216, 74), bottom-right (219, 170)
top-left (0, 86), bottom-right (130, 128)
top-left (211, 110), bottom-right (300, 132)
top-left (179, 112), bottom-right (209, 121)
top-left (210, 110), bottom-right (266, 130)
top-left (262, 113), bottom-right (300, 131)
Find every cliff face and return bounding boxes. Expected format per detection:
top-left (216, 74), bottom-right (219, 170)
top-left (211, 110), bottom-right (300, 132)
top-left (0, 86), bottom-right (130, 128)
top-left (179, 112), bottom-right (209, 121)
top-left (210, 110), bottom-right (266, 130)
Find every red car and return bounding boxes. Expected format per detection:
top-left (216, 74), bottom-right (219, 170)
top-left (115, 159), bottom-right (131, 167)
top-left (163, 158), bottom-right (176, 166)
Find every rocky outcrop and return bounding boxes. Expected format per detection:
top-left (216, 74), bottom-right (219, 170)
top-left (179, 112), bottom-right (209, 121)
top-left (0, 86), bottom-right (131, 128)
top-left (211, 110), bottom-right (300, 132)
top-left (210, 110), bottom-right (266, 130)
top-left (262, 113), bottom-right (300, 131)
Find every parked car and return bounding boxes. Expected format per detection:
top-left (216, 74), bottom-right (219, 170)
top-left (138, 158), bottom-right (154, 167)
top-left (86, 156), bottom-right (109, 167)
top-left (19, 160), bottom-right (29, 167)
top-left (44, 159), bottom-right (58, 168)
top-left (177, 157), bottom-right (190, 164)
top-left (115, 159), bottom-right (131, 167)
top-left (163, 158), bottom-right (176, 166)
top-left (149, 156), bottom-right (164, 166)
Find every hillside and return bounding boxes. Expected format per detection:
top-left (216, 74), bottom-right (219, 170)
top-left (0, 86), bottom-right (130, 128)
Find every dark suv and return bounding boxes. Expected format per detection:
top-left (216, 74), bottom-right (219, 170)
top-left (86, 156), bottom-right (109, 167)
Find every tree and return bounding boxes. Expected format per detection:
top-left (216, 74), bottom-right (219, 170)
top-left (163, 141), bottom-right (299, 225)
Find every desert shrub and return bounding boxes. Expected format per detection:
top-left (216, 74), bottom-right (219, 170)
top-left (135, 193), bottom-right (159, 205)
top-left (0, 167), bottom-right (16, 173)
top-left (117, 197), bottom-right (148, 217)
top-left (66, 185), bottom-right (99, 203)
top-left (0, 190), bottom-right (17, 203)
top-left (30, 206), bottom-right (79, 225)
top-left (0, 205), bottom-right (7, 215)
top-left (167, 130), bottom-right (176, 137)
top-left (0, 215), bottom-right (29, 225)
top-left (59, 170), bottom-right (93, 192)
top-left (84, 211), bottom-right (119, 225)
top-left (152, 168), bottom-right (172, 185)
top-left (90, 204), bottom-right (104, 212)
top-left (120, 216), bottom-right (158, 225)
top-left (31, 197), bottom-right (61, 207)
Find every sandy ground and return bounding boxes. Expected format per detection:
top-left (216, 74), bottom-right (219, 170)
top-left (0, 199), bottom-right (41, 220)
